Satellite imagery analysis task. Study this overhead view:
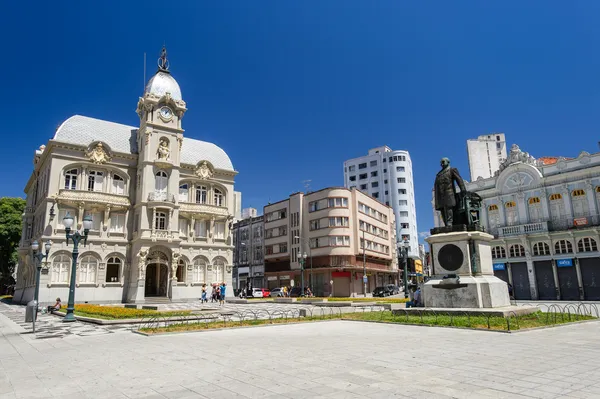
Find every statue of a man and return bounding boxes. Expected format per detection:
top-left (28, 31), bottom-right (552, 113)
top-left (434, 158), bottom-right (466, 227)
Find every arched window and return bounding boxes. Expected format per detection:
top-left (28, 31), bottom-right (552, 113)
top-left (505, 201), bottom-right (518, 226)
top-left (487, 204), bottom-right (500, 234)
top-left (51, 254), bottom-right (70, 283)
top-left (213, 258), bottom-right (225, 283)
top-left (79, 255), bottom-right (97, 283)
top-left (179, 184), bottom-right (189, 202)
top-left (509, 244), bottom-right (525, 258)
top-left (549, 193), bottom-right (566, 227)
top-left (155, 211), bottom-right (167, 230)
top-left (492, 246), bottom-right (506, 259)
top-left (555, 240), bottom-right (573, 254)
top-left (112, 174), bottom-right (125, 195)
top-left (578, 237), bottom-right (598, 253)
top-left (532, 242), bottom-right (550, 256)
top-left (528, 197), bottom-right (542, 222)
top-left (195, 186), bottom-right (207, 204)
top-left (572, 189), bottom-right (589, 217)
top-left (192, 258), bottom-right (206, 283)
top-left (105, 257), bottom-right (121, 283)
top-left (65, 169), bottom-right (78, 190)
top-left (549, 193), bottom-right (562, 201)
top-left (214, 188), bottom-right (224, 207)
top-left (155, 171), bottom-right (168, 194)
top-left (176, 259), bottom-right (186, 282)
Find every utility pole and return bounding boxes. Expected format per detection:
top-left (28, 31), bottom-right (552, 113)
top-left (363, 229), bottom-right (367, 297)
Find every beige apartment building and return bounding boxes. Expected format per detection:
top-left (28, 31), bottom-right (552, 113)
top-left (264, 187), bottom-right (398, 297)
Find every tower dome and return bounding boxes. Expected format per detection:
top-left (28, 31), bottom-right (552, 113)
top-left (143, 46), bottom-right (182, 101)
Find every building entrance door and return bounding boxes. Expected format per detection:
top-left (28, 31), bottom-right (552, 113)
top-left (510, 262), bottom-right (531, 300)
top-left (580, 257), bottom-right (600, 300)
top-left (534, 261), bottom-right (556, 300)
top-left (145, 263), bottom-right (169, 297)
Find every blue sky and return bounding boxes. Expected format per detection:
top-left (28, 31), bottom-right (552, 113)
top-left (2, 1), bottom-right (600, 241)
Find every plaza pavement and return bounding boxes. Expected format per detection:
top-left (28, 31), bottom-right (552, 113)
top-left (2, 302), bottom-right (600, 398)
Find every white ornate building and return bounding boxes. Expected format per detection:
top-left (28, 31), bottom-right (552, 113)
top-left (14, 48), bottom-right (237, 304)
top-left (433, 144), bottom-right (600, 301)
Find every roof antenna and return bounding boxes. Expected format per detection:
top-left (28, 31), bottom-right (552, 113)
top-left (303, 180), bottom-right (312, 193)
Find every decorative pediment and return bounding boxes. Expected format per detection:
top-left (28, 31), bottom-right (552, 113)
top-left (85, 142), bottom-right (112, 164)
top-left (578, 151), bottom-right (591, 165)
top-left (496, 144), bottom-right (541, 176)
top-left (195, 160), bottom-right (214, 179)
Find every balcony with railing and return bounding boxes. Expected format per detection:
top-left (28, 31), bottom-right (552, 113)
top-left (497, 221), bottom-right (549, 238)
top-left (549, 214), bottom-right (600, 231)
top-left (148, 192), bottom-right (176, 203)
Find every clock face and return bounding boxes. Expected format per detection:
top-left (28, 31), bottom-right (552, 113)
top-left (160, 107), bottom-right (173, 119)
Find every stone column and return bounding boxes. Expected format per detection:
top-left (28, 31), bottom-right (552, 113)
top-left (523, 237), bottom-right (538, 300)
top-left (540, 188), bottom-right (550, 223)
top-left (151, 207), bottom-right (156, 234)
top-left (498, 197), bottom-right (507, 226)
top-left (80, 167), bottom-right (87, 191)
top-left (585, 181), bottom-right (598, 221)
top-left (575, 257), bottom-right (585, 300)
top-left (517, 192), bottom-right (527, 224)
top-left (551, 259), bottom-right (561, 300)
top-left (562, 186), bottom-right (573, 220)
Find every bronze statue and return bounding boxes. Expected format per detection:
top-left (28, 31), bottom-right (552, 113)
top-left (434, 157), bottom-right (467, 227)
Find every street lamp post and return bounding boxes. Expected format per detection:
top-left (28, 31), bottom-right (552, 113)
top-left (62, 213), bottom-right (92, 323)
top-left (362, 230), bottom-right (367, 297)
top-left (299, 252), bottom-right (307, 296)
top-left (294, 236), bottom-right (312, 294)
top-left (30, 240), bottom-right (52, 333)
top-left (400, 239), bottom-right (409, 299)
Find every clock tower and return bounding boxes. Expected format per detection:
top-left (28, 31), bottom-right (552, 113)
top-left (134, 46), bottom-right (187, 243)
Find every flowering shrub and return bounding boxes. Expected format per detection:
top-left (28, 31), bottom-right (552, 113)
top-left (65, 304), bottom-right (191, 319)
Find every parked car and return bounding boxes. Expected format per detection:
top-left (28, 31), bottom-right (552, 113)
top-left (373, 286), bottom-right (397, 297)
top-left (270, 288), bottom-right (285, 297)
top-left (289, 286), bottom-right (304, 297)
top-left (251, 288), bottom-right (270, 298)
top-left (386, 285), bottom-right (400, 295)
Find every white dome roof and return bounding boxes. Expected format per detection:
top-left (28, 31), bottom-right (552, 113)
top-left (144, 71), bottom-right (182, 101)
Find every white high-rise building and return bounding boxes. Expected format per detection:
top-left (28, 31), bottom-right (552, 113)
top-left (343, 146), bottom-right (418, 259)
top-left (467, 133), bottom-right (507, 181)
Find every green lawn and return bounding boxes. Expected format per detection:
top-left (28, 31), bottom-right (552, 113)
top-left (139, 310), bottom-right (594, 334)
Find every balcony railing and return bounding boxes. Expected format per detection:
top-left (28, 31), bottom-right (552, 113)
top-left (497, 221), bottom-right (548, 238)
top-left (58, 189), bottom-right (131, 207)
top-left (148, 192), bottom-right (175, 203)
top-left (549, 215), bottom-right (600, 231)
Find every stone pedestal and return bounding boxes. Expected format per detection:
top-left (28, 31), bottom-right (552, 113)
top-left (424, 231), bottom-right (511, 309)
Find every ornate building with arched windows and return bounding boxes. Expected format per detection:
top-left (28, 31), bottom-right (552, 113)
top-left (14, 48), bottom-right (237, 304)
top-left (433, 143), bottom-right (600, 301)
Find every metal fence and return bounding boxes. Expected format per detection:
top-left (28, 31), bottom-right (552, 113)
top-left (135, 302), bottom-right (598, 334)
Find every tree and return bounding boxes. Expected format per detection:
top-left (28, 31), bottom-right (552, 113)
top-left (0, 197), bottom-right (26, 294)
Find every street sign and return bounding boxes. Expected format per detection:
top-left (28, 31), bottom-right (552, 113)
top-left (557, 259), bottom-right (573, 267)
top-left (493, 263), bottom-right (506, 271)
top-left (362, 276), bottom-right (368, 284)
top-left (290, 279), bottom-right (295, 287)
top-left (330, 280), bottom-right (334, 285)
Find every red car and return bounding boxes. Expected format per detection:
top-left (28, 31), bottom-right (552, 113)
top-left (251, 288), bottom-right (271, 298)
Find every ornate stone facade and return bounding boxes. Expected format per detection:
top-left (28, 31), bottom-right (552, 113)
top-left (432, 144), bottom-right (600, 301)
top-left (14, 48), bottom-right (237, 304)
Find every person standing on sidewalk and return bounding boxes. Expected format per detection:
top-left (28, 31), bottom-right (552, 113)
top-left (219, 282), bottom-right (226, 306)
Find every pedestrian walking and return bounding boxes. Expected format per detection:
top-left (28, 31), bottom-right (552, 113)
top-left (219, 282), bottom-right (226, 305)
top-left (201, 284), bottom-right (207, 303)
